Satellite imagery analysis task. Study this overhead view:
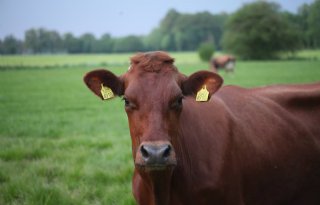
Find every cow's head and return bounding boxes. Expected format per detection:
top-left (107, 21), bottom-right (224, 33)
top-left (84, 51), bottom-right (223, 172)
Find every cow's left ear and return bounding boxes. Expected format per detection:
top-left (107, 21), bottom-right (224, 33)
top-left (83, 69), bottom-right (124, 100)
top-left (181, 71), bottom-right (223, 100)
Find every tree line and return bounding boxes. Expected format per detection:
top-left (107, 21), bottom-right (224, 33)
top-left (0, 0), bottom-right (319, 59)
top-left (0, 10), bottom-right (227, 55)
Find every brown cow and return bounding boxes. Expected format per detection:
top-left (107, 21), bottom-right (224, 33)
top-left (84, 51), bottom-right (320, 205)
top-left (211, 55), bottom-right (236, 73)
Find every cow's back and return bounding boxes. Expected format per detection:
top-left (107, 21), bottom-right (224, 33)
top-left (217, 83), bottom-right (320, 138)
top-left (215, 83), bottom-right (320, 205)
top-left (258, 83), bottom-right (320, 138)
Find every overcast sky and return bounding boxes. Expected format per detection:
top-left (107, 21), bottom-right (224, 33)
top-left (0, 0), bottom-right (315, 39)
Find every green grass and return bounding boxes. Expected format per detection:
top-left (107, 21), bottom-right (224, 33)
top-left (0, 52), bottom-right (204, 68)
top-left (0, 52), bottom-right (320, 205)
top-left (293, 49), bottom-right (320, 60)
top-left (0, 53), bottom-right (134, 67)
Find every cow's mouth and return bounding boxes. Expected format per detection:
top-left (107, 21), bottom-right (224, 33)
top-left (135, 163), bottom-right (176, 172)
top-left (135, 164), bottom-right (176, 172)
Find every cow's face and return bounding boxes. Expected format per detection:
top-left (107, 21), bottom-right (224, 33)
top-left (84, 52), bottom-right (223, 172)
top-left (123, 62), bottom-right (182, 171)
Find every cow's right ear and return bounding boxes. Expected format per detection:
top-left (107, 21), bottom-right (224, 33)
top-left (83, 69), bottom-right (124, 100)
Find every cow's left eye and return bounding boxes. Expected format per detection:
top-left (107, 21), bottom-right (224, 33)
top-left (122, 97), bottom-right (137, 110)
top-left (122, 97), bottom-right (131, 107)
top-left (124, 98), bottom-right (130, 107)
top-left (170, 96), bottom-right (183, 110)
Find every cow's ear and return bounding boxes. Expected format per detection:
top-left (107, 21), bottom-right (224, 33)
top-left (83, 69), bottom-right (124, 100)
top-left (181, 71), bottom-right (223, 100)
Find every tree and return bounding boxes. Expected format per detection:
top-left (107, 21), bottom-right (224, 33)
top-left (113, 35), bottom-right (144, 53)
top-left (222, 2), bottom-right (301, 59)
top-left (63, 33), bottom-right (81, 53)
top-left (2, 35), bottom-right (23, 54)
top-left (308, 0), bottom-right (320, 48)
top-left (79, 33), bottom-right (96, 53)
top-left (47, 31), bottom-right (63, 52)
top-left (160, 9), bottom-right (180, 34)
top-left (297, 3), bottom-right (312, 48)
top-left (146, 9), bottom-right (180, 51)
top-left (146, 9), bottom-right (228, 51)
top-left (161, 34), bottom-right (176, 51)
top-left (282, 11), bottom-right (304, 50)
top-left (96, 33), bottom-right (114, 53)
top-left (0, 40), bottom-right (3, 54)
top-left (24, 28), bottom-right (39, 53)
top-left (145, 28), bottom-right (163, 50)
top-left (172, 11), bottom-right (227, 51)
top-left (24, 28), bottom-right (63, 53)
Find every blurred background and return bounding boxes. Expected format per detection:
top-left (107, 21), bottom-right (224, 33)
top-left (0, 0), bottom-right (319, 205)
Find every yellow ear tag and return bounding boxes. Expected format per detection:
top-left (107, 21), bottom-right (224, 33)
top-left (196, 85), bottom-right (209, 102)
top-left (100, 84), bottom-right (114, 100)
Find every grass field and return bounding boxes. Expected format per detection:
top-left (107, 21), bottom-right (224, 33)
top-left (0, 52), bottom-right (201, 68)
top-left (0, 51), bottom-right (320, 205)
top-left (1, 49), bottom-right (319, 68)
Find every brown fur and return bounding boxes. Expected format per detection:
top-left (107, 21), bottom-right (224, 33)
top-left (84, 51), bottom-right (320, 205)
top-left (130, 51), bottom-right (176, 72)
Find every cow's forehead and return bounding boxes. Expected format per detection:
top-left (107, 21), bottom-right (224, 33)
top-left (124, 70), bottom-right (182, 101)
top-left (128, 51), bottom-right (177, 73)
top-left (123, 52), bottom-right (181, 97)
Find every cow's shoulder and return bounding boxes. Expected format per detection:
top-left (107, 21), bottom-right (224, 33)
top-left (214, 83), bottom-right (320, 130)
top-left (250, 83), bottom-right (320, 109)
top-left (214, 85), bottom-right (254, 109)
top-left (216, 83), bottom-right (320, 107)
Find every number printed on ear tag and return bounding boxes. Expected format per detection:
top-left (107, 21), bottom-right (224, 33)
top-left (196, 85), bottom-right (209, 102)
top-left (100, 84), bottom-right (114, 100)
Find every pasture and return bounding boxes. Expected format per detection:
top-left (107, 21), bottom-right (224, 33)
top-left (0, 51), bottom-right (320, 205)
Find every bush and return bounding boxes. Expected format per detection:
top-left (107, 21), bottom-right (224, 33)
top-left (198, 43), bottom-right (215, 62)
top-left (222, 2), bottom-right (301, 60)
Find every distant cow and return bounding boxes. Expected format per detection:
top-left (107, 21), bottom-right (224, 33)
top-left (84, 51), bottom-right (320, 205)
top-left (211, 55), bottom-right (236, 73)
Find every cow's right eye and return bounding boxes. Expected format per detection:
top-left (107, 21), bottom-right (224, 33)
top-left (123, 97), bottom-right (130, 107)
top-left (122, 97), bottom-right (137, 110)
top-left (170, 96), bottom-right (184, 110)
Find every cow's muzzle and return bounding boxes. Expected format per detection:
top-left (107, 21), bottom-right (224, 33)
top-left (135, 141), bottom-right (177, 171)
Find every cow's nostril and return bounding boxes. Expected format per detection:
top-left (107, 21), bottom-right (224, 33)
top-left (140, 145), bottom-right (149, 159)
top-left (162, 145), bottom-right (171, 158)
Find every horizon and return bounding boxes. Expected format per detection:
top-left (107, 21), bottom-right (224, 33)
top-left (0, 0), bottom-right (315, 40)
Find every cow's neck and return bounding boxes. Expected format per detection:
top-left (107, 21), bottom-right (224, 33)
top-left (171, 97), bottom-right (236, 200)
top-left (140, 169), bottom-right (174, 205)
